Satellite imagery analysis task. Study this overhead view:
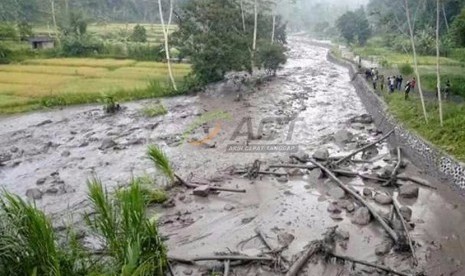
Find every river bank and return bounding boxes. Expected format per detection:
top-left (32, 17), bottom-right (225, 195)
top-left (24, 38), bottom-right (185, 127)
top-left (1, 36), bottom-right (465, 275)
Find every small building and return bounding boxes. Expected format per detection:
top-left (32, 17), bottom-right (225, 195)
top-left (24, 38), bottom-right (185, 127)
top-left (29, 37), bottom-right (55, 50)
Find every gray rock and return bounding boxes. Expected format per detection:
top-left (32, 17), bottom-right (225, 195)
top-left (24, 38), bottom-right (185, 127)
top-left (377, 165), bottom-right (394, 178)
top-left (327, 202), bottom-right (342, 213)
top-left (36, 177), bottom-right (47, 185)
top-left (328, 186), bottom-right (345, 199)
top-left (183, 269), bottom-right (193, 275)
top-left (224, 204), bottom-right (235, 211)
top-left (61, 151), bottom-right (71, 157)
top-left (79, 141), bottom-right (89, 148)
top-left (46, 187), bottom-right (59, 194)
top-left (26, 188), bottom-right (43, 200)
top-left (193, 185), bottom-right (210, 197)
top-left (351, 207), bottom-right (371, 225)
top-left (313, 148), bottom-right (329, 161)
top-left (374, 193), bottom-right (393, 205)
top-left (277, 175), bottom-right (288, 183)
top-left (288, 168), bottom-right (305, 176)
top-left (0, 152), bottom-right (12, 163)
top-left (36, 119), bottom-right (52, 126)
top-left (336, 229), bottom-right (350, 240)
top-left (99, 138), bottom-right (117, 150)
top-left (399, 184), bottom-right (419, 198)
top-left (350, 114), bottom-right (373, 124)
top-left (339, 200), bottom-right (355, 212)
top-left (375, 240), bottom-right (393, 255)
top-left (334, 130), bottom-right (353, 144)
top-left (10, 146), bottom-right (19, 153)
top-left (362, 188), bottom-right (372, 197)
top-left (400, 206), bottom-right (413, 221)
top-left (278, 232), bottom-right (295, 247)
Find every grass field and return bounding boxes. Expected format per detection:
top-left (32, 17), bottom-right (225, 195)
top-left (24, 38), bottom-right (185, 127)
top-left (33, 23), bottom-right (177, 45)
top-left (0, 58), bottom-right (191, 114)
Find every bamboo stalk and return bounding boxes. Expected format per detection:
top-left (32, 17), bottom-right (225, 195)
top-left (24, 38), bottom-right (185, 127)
top-left (393, 198), bottom-right (418, 266)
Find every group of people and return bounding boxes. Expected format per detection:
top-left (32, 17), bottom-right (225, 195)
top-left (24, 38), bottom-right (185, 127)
top-left (364, 67), bottom-right (416, 100)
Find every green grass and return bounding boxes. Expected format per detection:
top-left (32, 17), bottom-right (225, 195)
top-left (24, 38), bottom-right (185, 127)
top-left (141, 103), bottom-right (168, 117)
top-left (0, 178), bottom-right (168, 275)
top-left (0, 58), bottom-right (190, 114)
top-left (147, 145), bottom-right (175, 182)
top-left (385, 92), bottom-right (465, 161)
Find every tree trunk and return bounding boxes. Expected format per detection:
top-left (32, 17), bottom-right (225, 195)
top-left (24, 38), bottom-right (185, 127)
top-left (251, 0), bottom-right (258, 73)
top-left (50, 0), bottom-right (60, 47)
top-left (271, 14), bottom-right (276, 44)
top-left (404, 0), bottom-right (428, 123)
top-left (158, 0), bottom-right (178, 91)
top-left (240, 0), bottom-right (246, 32)
top-left (436, 0), bottom-right (443, 126)
top-left (442, 2), bottom-right (449, 33)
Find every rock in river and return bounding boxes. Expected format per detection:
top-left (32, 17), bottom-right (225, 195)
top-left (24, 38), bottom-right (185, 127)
top-left (399, 184), bottom-right (419, 198)
top-left (313, 148), bottom-right (329, 161)
top-left (99, 138), bottom-right (117, 150)
top-left (374, 192), bottom-right (393, 205)
top-left (26, 188), bottom-right (43, 200)
top-left (351, 207), bottom-right (371, 225)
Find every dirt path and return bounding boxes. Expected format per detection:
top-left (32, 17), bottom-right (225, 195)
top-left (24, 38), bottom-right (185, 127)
top-left (1, 36), bottom-right (465, 275)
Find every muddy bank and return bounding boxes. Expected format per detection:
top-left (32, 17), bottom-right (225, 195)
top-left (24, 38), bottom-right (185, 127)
top-left (1, 36), bottom-right (465, 275)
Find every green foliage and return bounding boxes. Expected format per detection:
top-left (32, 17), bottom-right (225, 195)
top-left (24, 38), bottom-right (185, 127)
top-left (61, 35), bottom-right (104, 57)
top-left (17, 21), bottom-right (33, 41)
top-left (0, 43), bottom-right (13, 64)
top-left (421, 74), bottom-right (465, 98)
top-left (399, 63), bottom-right (414, 76)
top-left (131, 25), bottom-right (147, 43)
top-left (386, 93), bottom-right (465, 161)
top-left (86, 178), bottom-right (167, 275)
top-left (0, 24), bottom-right (18, 41)
top-left (257, 42), bottom-right (287, 76)
top-left (451, 8), bottom-right (465, 47)
top-left (61, 11), bottom-right (88, 37)
top-left (336, 8), bottom-right (371, 46)
top-left (141, 103), bottom-right (167, 117)
top-left (147, 145), bottom-right (175, 182)
top-left (173, 0), bottom-right (287, 84)
top-left (0, 192), bottom-right (94, 275)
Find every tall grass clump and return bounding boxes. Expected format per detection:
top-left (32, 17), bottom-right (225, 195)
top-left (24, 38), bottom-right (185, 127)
top-left (147, 145), bottom-right (175, 182)
top-left (86, 179), bottom-right (167, 275)
top-left (0, 193), bottom-right (93, 276)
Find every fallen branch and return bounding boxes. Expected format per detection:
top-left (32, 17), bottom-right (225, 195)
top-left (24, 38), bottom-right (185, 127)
top-left (268, 164), bottom-right (317, 170)
top-left (308, 159), bottom-right (399, 243)
top-left (393, 198), bottom-right (418, 266)
top-left (255, 228), bottom-right (290, 264)
top-left (329, 252), bottom-right (412, 276)
top-left (397, 174), bottom-right (437, 190)
top-left (233, 170), bottom-right (288, 176)
top-left (168, 254), bottom-right (273, 263)
top-left (175, 173), bottom-right (246, 193)
top-left (383, 147), bottom-right (402, 187)
top-left (335, 129), bottom-right (395, 166)
top-left (285, 240), bottom-right (322, 276)
top-left (331, 169), bottom-right (386, 182)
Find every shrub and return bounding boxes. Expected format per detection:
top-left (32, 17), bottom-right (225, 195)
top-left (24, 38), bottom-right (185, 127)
top-left (61, 35), bottom-right (104, 57)
top-left (256, 42), bottom-right (287, 76)
top-left (131, 24), bottom-right (147, 43)
top-left (0, 43), bottom-right (13, 64)
top-left (0, 24), bottom-right (18, 41)
top-left (17, 21), bottom-right (33, 41)
top-left (399, 63), bottom-right (414, 76)
top-left (141, 103), bottom-right (168, 117)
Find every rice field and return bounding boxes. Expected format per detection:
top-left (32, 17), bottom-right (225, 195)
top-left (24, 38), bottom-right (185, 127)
top-left (0, 58), bottom-right (191, 113)
top-left (33, 23), bottom-right (177, 44)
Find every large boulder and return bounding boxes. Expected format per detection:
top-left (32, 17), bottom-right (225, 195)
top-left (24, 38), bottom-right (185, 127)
top-left (334, 130), bottom-right (353, 144)
top-left (313, 148), bottom-right (329, 161)
top-left (399, 184), bottom-right (419, 198)
top-left (374, 193), bottom-right (393, 205)
top-left (400, 206), bottom-right (413, 221)
top-left (328, 186), bottom-right (345, 199)
top-left (26, 188), bottom-right (43, 200)
top-left (99, 138), bottom-right (117, 150)
top-left (350, 114), bottom-right (374, 124)
top-left (351, 207), bottom-right (371, 225)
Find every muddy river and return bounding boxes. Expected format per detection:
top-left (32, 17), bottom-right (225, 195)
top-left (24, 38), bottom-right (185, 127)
top-left (1, 36), bottom-right (465, 275)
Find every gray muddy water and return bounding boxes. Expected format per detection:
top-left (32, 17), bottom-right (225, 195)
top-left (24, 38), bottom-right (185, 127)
top-left (1, 36), bottom-right (465, 275)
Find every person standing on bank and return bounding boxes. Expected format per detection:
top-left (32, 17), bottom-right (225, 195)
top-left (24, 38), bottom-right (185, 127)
top-left (397, 75), bottom-right (403, 90)
top-left (404, 77), bottom-right (416, 100)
